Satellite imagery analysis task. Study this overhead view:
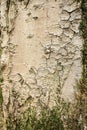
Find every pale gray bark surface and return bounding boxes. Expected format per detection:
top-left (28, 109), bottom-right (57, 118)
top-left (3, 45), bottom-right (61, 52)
top-left (0, 0), bottom-right (82, 129)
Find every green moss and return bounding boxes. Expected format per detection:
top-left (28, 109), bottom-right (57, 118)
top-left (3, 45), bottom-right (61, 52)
top-left (6, 107), bottom-right (64, 130)
top-left (0, 42), bottom-right (3, 106)
top-left (67, 1), bottom-right (87, 129)
top-left (0, 87), bottom-right (3, 106)
top-left (80, 0), bottom-right (87, 80)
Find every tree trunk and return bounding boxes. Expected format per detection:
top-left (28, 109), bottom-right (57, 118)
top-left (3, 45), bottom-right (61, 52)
top-left (0, 0), bottom-right (82, 129)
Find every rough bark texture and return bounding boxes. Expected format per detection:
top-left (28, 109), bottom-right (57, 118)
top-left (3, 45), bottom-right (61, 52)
top-left (0, 0), bottom-right (83, 129)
